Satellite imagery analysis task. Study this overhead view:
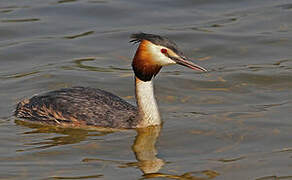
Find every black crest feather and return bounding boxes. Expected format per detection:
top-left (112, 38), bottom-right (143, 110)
top-left (130, 32), bottom-right (181, 54)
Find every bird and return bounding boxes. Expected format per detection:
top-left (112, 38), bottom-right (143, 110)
top-left (15, 33), bottom-right (207, 129)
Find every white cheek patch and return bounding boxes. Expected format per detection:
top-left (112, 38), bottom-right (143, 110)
top-left (148, 44), bottom-right (176, 66)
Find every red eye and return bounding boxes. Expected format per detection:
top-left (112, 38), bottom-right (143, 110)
top-left (161, 48), bottom-right (167, 54)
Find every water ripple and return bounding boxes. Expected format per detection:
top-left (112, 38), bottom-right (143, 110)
top-left (1, 18), bottom-right (40, 23)
top-left (64, 31), bottom-right (95, 39)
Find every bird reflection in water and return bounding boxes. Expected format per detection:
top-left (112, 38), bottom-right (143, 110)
top-left (16, 120), bottom-right (219, 179)
top-left (132, 125), bottom-right (164, 174)
top-left (82, 125), bottom-right (165, 175)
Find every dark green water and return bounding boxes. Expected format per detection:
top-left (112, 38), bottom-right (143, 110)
top-left (1, 0), bottom-right (292, 179)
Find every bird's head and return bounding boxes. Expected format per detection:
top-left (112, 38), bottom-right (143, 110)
top-left (130, 33), bottom-right (207, 81)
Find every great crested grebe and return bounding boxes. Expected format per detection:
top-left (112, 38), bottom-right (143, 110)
top-left (15, 33), bottom-right (207, 129)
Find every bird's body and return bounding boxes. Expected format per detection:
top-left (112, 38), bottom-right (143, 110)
top-left (15, 33), bottom-right (206, 129)
top-left (16, 87), bottom-right (138, 128)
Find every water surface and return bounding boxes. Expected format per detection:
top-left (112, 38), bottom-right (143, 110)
top-left (1, 0), bottom-right (292, 179)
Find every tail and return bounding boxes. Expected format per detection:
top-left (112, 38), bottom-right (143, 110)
top-left (15, 99), bottom-right (31, 118)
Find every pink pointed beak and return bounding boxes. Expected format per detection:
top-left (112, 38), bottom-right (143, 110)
top-left (171, 55), bottom-right (207, 72)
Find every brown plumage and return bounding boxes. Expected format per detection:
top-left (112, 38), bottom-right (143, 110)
top-left (15, 87), bottom-right (138, 128)
top-left (132, 40), bottom-right (162, 81)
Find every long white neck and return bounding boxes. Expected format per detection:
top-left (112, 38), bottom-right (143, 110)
top-left (135, 77), bottom-right (161, 127)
